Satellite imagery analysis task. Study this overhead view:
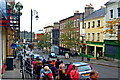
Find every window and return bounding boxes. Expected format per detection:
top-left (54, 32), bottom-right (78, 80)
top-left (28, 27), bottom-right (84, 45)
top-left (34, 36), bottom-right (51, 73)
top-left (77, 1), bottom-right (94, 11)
top-left (74, 20), bottom-right (77, 27)
top-left (84, 23), bottom-right (86, 29)
top-left (88, 33), bottom-right (90, 41)
top-left (92, 33), bottom-right (94, 41)
top-left (77, 19), bottom-right (79, 27)
top-left (97, 20), bottom-right (100, 27)
top-left (118, 8), bottom-right (120, 17)
top-left (110, 9), bottom-right (113, 18)
top-left (88, 22), bottom-right (90, 28)
top-left (97, 33), bottom-right (100, 41)
top-left (92, 21), bottom-right (95, 28)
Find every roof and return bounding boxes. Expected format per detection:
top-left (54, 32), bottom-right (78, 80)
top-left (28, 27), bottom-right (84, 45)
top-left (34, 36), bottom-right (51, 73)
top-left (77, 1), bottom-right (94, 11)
top-left (85, 8), bottom-right (106, 20)
top-left (105, 0), bottom-right (120, 5)
top-left (73, 62), bottom-right (88, 66)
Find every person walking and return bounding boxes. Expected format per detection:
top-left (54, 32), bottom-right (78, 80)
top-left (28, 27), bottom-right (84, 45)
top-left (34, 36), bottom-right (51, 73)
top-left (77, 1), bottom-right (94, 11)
top-left (59, 61), bottom-right (65, 69)
top-left (85, 70), bottom-right (99, 80)
top-left (57, 66), bottom-right (66, 80)
top-left (70, 65), bottom-right (80, 80)
top-left (40, 66), bottom-right (53, 80)
top-left (50, 64), bottom-right (58, 80)
top-left (55, 59), bottom-right (61, 69)
top-left (66, 62), bottom-right (73, 80)
top-left (36, 61), bottom-right (43, 79)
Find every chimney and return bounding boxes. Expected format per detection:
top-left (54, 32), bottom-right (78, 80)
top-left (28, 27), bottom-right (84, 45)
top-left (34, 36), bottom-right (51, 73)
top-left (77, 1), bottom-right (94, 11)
top-left (100, 6), bottom-right (105, 9)
top-left (84, 3), bottom-right (94, 17)
top-left (74, 10), bottom-right (80, 16)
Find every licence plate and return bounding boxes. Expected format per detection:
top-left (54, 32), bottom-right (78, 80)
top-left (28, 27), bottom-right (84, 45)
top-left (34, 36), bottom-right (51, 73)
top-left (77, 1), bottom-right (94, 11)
top-left (83, 73), bottom-right (90, 76)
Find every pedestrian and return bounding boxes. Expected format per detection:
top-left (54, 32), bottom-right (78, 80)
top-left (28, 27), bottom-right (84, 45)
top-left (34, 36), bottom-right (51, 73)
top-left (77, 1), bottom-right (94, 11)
top-left (32, 59), bottom-right (37, 69)
top-left (59, 61), bottom-right (65, 69)
top-left (81, 53), bottom-right (84, 61)
top-left (46, 58), bottom-right (51, 64)
top-left (87, 56), bottom-right (90, 62)
top-left (50, 64), bottom-right (58, 80)
top-left (66, 62), bottom-right (73, 80)
top-left (96, 53), bottom-right (100, 60)
top-left (36, 61), bottom-right (43, 79)
top-left (51, 60), bottom-right (56, 67)
top-left (57, 66), bottom-right (66, 80)
top-left (90, 70), bottom-right (99, 80)
top-left (55, 59), bottom-right (61, 69)
top-left (40, 66), bottom-right (53, 80)
top-left (70, 65), bottom-right (80, 80)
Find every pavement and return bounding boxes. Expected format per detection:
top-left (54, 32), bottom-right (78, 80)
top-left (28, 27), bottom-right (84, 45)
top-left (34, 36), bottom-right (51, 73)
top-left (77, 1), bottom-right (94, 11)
top-left (70, 56), bottom-right (120, 68)
top-left (1, 59), bottom-right (22, 80)
top-left (1, 51), bottom-right (120, 80)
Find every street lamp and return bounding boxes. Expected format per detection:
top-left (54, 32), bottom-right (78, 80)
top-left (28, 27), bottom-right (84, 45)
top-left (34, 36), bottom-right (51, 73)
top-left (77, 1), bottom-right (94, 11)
top-left (31, 9), bottom-right (39, 44)
top-left (81, 12), bottom-right (85, 53)
top-left (14, 2), bottom-right (23, 41)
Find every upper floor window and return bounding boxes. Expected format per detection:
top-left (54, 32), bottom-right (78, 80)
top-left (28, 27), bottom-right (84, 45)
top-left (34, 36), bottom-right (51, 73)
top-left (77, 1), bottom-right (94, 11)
top-left (84, 23), bottom-right (86, 29)
top-left (74, 20), bottom-right (77, 27)
top-left (77, 19), bottom-right (79, 27)
top-left (110, 9), bottom-right (113, 18)
top-left (88, 22), bottom-right (90, 28)
top-left (92, 21), bottom-right (95, 28)
top-left (97, 33), bottom-right (100, 41)
top-left (97, 20), bottom-right (100, 27)
top-left (92, 33), bottom-right (94, 41)
top-left (118, 8), bottom-right (120, 17)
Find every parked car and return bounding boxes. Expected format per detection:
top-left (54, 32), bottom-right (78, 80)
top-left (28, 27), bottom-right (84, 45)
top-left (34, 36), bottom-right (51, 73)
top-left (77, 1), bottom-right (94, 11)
top-left (49, 52), bottom-right (57, 58)
top-left (65, 62), bottom-right (94, 79)
top-left (30, 54), bottom-right (43, 61)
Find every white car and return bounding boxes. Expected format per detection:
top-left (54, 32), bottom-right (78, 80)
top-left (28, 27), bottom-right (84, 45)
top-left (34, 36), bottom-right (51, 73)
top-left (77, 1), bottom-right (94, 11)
top-left (65, 62), bottom-right (94, 79)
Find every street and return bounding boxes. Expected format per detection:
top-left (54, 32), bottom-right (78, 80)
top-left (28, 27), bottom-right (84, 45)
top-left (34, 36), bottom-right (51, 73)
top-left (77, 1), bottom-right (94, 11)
top-left (35, 49), bottom-right (119, 79)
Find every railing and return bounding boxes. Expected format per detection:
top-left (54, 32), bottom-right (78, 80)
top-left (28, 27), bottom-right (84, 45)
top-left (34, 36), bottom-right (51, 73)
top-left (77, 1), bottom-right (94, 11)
top-left (20, 56), bottom-right (37, 79)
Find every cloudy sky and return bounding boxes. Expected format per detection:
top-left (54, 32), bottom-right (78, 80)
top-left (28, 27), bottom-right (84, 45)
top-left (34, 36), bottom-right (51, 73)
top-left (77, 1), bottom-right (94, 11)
top-left (15, 0), bottom-right (109, 33)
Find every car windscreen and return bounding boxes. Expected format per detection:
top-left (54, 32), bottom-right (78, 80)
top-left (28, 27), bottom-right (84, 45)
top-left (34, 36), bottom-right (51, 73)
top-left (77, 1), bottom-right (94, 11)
top-left (77, 65), bottom-right (92, 72)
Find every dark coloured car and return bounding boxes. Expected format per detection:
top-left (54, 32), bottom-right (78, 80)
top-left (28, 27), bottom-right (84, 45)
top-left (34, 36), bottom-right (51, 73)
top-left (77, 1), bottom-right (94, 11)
top-left (49, 52), bottom-right (57, 58)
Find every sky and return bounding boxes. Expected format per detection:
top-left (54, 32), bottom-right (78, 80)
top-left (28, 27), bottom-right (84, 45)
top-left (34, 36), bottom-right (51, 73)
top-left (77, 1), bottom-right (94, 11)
top-left (15, 0), bottom-right (109, 33)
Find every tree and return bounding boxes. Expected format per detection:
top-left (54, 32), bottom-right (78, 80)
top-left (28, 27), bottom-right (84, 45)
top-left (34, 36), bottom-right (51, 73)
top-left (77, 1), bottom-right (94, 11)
top-left (37, 32), bottom-right (52, 51)
top-left (59, 20), bottom-right (80, 51)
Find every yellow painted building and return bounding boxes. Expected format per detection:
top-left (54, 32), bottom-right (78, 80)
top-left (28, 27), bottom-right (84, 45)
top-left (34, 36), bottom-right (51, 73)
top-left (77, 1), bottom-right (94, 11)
top-left (85, 8), bottom-right (106, 58)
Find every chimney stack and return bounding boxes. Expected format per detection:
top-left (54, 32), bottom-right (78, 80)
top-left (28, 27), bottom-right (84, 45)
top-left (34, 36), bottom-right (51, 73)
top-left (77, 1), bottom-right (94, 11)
top-left (74, 10), bottom-right (80, 16)
top-left (84, 3), bottom-right (94, 17)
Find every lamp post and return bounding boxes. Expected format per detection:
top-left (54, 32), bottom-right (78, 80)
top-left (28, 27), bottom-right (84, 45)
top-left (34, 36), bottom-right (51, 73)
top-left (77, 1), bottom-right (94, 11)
top-left (14, 2), bottom-right (23, 41)
top-left (14, 2), bottom-right (24, 78)
top-left (31, 9), bottom-right (39, 44)
top-left (81, 12), bottom-right (84, 53)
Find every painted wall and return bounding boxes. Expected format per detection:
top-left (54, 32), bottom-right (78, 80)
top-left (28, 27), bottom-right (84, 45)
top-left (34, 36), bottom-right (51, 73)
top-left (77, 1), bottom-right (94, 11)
top-left (104, 2), bottom-right (120, 40)
top-left (85, 17), bottom-right (105, 42)
top-left (0, 27), bottom-right (2, 78)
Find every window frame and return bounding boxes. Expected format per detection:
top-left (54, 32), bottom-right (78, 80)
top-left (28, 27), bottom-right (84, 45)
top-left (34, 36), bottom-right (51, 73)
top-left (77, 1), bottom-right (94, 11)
top-left (97, 33), bottom-right (100, 41)
top-left (110, 9), bottom-right (113, 18)
top-left (88, 22), bottom-right (90, 28)
top-left (92, 33), bottom-right (95, 41)
top-left (97, 20), bottom-right (100, 27)
top-left (117, 8), bottom-right (120, 17)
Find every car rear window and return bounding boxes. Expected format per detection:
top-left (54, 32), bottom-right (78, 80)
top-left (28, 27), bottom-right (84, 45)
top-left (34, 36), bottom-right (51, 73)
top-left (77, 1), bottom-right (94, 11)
top-left (77, 65), bottom-right (92, 72)
top-left (51, 53), bottom-right (55, 55)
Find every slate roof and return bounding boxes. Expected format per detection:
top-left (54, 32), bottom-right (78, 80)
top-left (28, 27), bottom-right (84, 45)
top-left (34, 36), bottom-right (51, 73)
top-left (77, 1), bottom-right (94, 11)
top-left (84, 8), bottom-right (106, 20)
top-left (105, 0), bottom-right (120, 5)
